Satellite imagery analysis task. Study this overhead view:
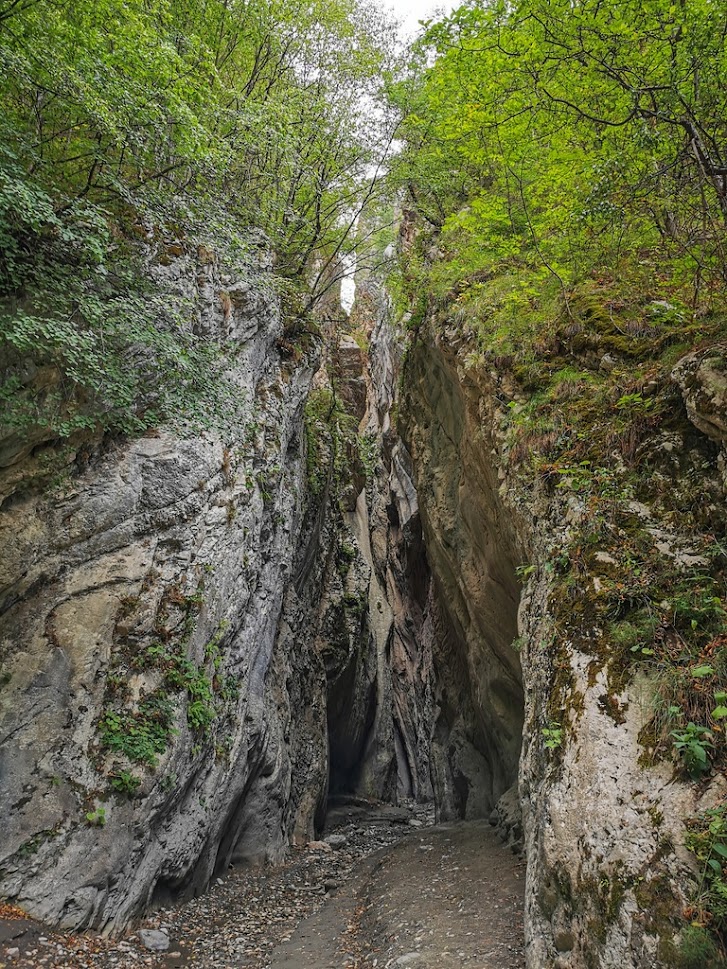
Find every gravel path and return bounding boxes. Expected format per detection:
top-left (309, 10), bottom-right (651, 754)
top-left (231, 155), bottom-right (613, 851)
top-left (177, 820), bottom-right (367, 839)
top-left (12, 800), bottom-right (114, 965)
top-left (270, 820), bottom-right (525, 969)
top-left (0, 806), bottom-right (524, 969)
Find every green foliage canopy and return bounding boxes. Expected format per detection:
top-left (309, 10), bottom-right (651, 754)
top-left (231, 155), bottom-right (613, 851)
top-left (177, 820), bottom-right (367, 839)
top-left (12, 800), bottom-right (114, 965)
top-left (0, 0), bottom-right (399, 458)
top-left (1, 0), bottom-right (398, 267)
top-left (392, 0), bottom-right (727, 301)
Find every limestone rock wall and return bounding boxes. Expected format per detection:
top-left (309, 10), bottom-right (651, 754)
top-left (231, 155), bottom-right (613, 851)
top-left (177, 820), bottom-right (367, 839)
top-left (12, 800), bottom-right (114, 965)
top-left (0, 245), bottom-right (330, 931)
top-left (5, 229), bottom-right (722, 968)
top-left (361, 293), bottom-right (438, 805)
top-left (401, 327), bottom-right (525, 819)
top-left (400, 317), bottom-right (726, 969)
top-left (311, 285), bottom-right (439, 807)
top-left (0, 256), bottom-right (439, 936)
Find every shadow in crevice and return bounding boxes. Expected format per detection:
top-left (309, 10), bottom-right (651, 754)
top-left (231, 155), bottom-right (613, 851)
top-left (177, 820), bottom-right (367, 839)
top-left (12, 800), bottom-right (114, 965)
top-left (400, 331), bottom-right (526, 826)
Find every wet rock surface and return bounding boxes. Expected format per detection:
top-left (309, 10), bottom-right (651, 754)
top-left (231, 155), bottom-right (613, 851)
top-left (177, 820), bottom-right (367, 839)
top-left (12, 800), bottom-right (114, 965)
top-left (0, 806), bottom-right (527, 969)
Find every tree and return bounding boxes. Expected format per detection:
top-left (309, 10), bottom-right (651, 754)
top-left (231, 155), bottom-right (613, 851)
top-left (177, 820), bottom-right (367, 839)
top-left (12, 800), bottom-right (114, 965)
top-left (391, 0), bottom-right (727, 304)
top-left (0, 0), bottom-right (400, 449)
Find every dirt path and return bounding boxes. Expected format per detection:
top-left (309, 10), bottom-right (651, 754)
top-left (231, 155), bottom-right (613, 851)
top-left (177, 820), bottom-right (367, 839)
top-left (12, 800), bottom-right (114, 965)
top-left (269, 821), bottom-right (525, 969)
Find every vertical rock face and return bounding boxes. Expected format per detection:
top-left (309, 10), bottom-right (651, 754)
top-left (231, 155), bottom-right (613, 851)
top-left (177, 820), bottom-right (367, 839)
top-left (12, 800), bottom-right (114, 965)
top-left (401, 328), bottom-right (525, 819)
top-left (673, 345), bottom-right (727, 487)
top-left (303, 285), bottom-right (439, 807)
top-left (0, 246), bottom-right (329, 930)
top-left (399, 318), bottom-right (726, 969)
top-left (326, 284), bottom-right (524, 821)
top-left (359, 292), bottom-right (438, 805)
top-left (4, 231), bottom-right (723, 969)
top-left (0, 255), bottom-right (442, 934)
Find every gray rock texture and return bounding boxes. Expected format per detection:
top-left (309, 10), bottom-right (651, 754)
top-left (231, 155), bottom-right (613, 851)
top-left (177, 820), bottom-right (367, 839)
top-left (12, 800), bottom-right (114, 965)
top-left (402, 328), bottom-right (525, 819)
top-left (400, 317), bottom-right (726, 969)
top-left (0, 256), bottom-right (439, 934)
top-left (352, 289), bottom-right (438, 806)
top-left (0, 244), bottom-right (328, 930)
top-left (137, 928), bottom-right (170, 952)
top-left (301, 285), bottom-right (440, 808)
top-left (673, 343), bottom-right (727, 445)
top-left (3, 232), bottom-right (724, 969)
top-left (674, 343), bottom-right (727, 493)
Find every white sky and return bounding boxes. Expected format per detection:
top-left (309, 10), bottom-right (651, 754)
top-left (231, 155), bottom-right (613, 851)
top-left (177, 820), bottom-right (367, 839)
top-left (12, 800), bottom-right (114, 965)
top-left (386, 0), bottom-right (457, 38)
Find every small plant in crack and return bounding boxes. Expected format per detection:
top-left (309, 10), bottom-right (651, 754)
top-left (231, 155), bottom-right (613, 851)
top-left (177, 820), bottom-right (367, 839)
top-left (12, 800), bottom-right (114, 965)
top-left (108, 769), bottom-right (141, 797)
top-left (670, 722), bottom-right (714, 779)
top-left (85, 806), bottom-right (107, 827)
top-left (542, 721), bottom-right (563, 750)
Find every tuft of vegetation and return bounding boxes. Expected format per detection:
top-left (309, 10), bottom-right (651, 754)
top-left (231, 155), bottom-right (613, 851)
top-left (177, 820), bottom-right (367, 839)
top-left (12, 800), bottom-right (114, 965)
top-left (675, 925), bottom-right (725, 969)
top-left (670, 723), bottom-right (715, 779)
top-left (304, 385), bottom-right (369, 500)
top-left (99, 692), bottom-right (177, 768)
top-left (542, 722), bottom-right (563, 751)
top-left (683, 806), bottom-right (727, 959)
top-left (107, 769), bottom-right (142, 797)
top-left (99, 580), bottom-right (237, 773)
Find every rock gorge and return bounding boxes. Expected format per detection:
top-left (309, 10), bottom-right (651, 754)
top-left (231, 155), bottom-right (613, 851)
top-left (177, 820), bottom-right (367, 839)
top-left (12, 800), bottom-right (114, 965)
top-left (1, 235), bottom-right (726, 969)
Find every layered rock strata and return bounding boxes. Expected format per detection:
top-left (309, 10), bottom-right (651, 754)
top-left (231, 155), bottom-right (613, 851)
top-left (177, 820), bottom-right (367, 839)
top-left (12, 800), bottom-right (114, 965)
top-left (0, 258), bottom-right (442, 934)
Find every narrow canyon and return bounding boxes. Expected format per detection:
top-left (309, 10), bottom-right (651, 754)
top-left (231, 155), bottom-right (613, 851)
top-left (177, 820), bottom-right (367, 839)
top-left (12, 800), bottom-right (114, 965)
top-left (1, 2), bottom-right (727, 967)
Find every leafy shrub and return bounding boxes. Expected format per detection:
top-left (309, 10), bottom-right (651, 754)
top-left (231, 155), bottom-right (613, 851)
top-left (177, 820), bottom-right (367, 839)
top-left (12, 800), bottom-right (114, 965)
top-left (187, 700), bottom-right (216, 732)
top-left (99, 692), bottom-right (176, 767)
top-left (671, 723), bottom-right (714, 779)
top-left (0, 222), bottom-right (249, 450)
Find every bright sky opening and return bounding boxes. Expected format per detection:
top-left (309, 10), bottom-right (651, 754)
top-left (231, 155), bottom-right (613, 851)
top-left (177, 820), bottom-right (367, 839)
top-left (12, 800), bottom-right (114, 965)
top-left (387, 0), bottom-right (457, 39)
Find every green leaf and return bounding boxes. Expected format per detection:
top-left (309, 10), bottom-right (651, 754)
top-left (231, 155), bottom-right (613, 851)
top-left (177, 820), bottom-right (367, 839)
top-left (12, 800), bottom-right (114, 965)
top-left (691, 664), bottom-right (715, 678)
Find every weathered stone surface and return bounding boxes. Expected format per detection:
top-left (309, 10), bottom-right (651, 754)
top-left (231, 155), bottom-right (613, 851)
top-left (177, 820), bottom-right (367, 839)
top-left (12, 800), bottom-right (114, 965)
top-left (334, 335), bottom-right (368, 420)
top-left (0, 247), bottom-right (328, 931)
top-left (400, 318), bottom-right (725, 969)
top-left (490, 783), bottom-right (523, 855)
top-left (402, 329), bottom-right (525, 819)
top-left (359, 290), bottom-right (439, 806)
top-left (324, 834), bottom-right (348, 850)
top-left (674, 345), bottom-right (727, 492)
top-left (673, 344), bottom-right (727, 444)
top-left (5, 236), bottom-right (722, 969)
